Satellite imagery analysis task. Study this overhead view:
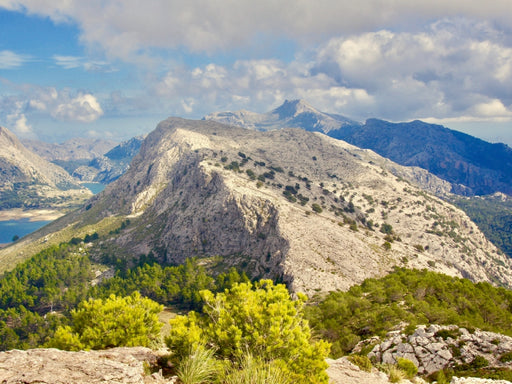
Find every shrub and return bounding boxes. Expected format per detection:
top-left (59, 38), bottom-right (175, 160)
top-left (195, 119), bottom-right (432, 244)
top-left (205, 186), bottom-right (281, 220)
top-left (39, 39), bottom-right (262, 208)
top-left (49, 292), bottom-right (163, 350)
top-left (397, 357), bottom-right (417, 379)
top-left (166, 280), bottom-right (330, 384)
top-left (176, 344), bottom-right (219, 384)
top-left (500, 351), bottom-right (512, 363)
top-left (347, 355), bottom-right (372, 372)
top-left (312, 203), bottom-right (323, 213)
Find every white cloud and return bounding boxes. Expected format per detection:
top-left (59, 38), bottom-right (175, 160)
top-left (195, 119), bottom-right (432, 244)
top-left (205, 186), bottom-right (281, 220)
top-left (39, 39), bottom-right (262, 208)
top-left (0, 86), bottom-right (104, 129)
top-left (53, 93), bottom-right (103, 122)
top-left (0, 50), bottom-right (30, 69)
top-left (5, 0), bottom-right (512, 60)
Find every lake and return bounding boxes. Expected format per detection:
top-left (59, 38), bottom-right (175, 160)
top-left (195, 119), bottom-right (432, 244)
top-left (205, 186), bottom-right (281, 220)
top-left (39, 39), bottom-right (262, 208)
top-left (0, 219), bottom-right (52, 244)
top-left (82, 182), bottom-right (106, 194)
top-left (0, 183), bottom-right (106, 244)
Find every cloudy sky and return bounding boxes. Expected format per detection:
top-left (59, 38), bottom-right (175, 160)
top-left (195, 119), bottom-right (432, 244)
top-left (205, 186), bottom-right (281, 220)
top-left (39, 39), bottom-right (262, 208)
top-left (1, 1), bottom-right (512, 145)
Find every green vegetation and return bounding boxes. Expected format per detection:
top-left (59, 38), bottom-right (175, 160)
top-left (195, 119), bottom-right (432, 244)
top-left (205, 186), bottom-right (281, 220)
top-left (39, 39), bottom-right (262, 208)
top-left (166, 280), bottom-right (330, 384)
top-left (305, 268), bottom-right (512, 357)
top-left (451, 195), bottom-right (512, 257)
top-left (49, 292), bottom-right (163, 350)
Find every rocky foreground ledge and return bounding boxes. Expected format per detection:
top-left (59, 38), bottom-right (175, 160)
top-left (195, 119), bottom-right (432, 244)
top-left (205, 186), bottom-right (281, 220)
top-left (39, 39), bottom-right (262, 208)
top-left (1, 345), bottom-right (511, 384)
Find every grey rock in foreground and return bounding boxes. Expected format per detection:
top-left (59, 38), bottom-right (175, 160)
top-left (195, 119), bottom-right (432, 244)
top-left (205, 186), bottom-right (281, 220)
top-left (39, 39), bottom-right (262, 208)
top-left (0, 347), bottom-right (172, 384)
top-left (368, 325), bottom-right (512, 375)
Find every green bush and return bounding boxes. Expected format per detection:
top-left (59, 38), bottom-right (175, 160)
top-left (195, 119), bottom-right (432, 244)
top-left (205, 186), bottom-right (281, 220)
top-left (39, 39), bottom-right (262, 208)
top-left (312, 203), bottom-right (323, 213)
top-left (500, 351), bottom-right (512, 363)
top-left (347, 355), bottom-right (372, 372)
top-left (166, 280), bottom-right (330, 384)
top-left (48, 292), bottom-right (163, 350)
top-left (397, 357), bottom-right (417, 379)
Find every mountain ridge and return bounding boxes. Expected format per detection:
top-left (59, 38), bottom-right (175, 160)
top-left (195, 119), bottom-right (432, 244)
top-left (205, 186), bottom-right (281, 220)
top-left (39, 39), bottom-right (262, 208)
top-left (2, 118), bottom-right (510, 294)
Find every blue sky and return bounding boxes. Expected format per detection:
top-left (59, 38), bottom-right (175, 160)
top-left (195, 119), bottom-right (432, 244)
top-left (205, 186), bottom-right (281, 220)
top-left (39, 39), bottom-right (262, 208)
top-left (1, 1), bottom-right (512, 145)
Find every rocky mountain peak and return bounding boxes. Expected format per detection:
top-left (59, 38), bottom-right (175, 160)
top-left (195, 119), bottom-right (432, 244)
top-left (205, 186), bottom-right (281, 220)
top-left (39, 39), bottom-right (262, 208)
top-left (272, 99), bottom-right (317, 118)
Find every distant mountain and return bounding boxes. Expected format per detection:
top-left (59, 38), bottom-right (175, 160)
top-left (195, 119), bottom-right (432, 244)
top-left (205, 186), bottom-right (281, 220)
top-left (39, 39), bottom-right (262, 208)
top-left (337, 118), bottom-right (512, 196)
top-left (26, 136), bottom-right (144, 185)
top-left (206, 100), bottom-right (512, 196)
top-left (204, 99), bottom-right (361, 136)
top-left (72, 136), bottom-right (145, 184)
top-left (22, 137), bottom-right (117, 162)
top-left (3, 118), bottom-right (511, 293)
top-left (0, 126), bottom-right (91, 210)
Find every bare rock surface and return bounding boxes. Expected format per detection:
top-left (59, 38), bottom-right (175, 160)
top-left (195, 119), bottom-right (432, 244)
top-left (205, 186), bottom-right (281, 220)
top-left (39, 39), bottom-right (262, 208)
top-left (0, 347), bottom-right (170, 384)
top-left (326, 357), bottom-right (392, 384)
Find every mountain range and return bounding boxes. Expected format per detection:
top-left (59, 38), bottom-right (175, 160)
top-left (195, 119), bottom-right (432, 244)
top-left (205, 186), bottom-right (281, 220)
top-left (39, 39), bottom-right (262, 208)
top-left (2, 117), bottom-right (511, 293)
top-left (25, 136), bottom-right (145, 184)
top-left (205, 99), bottom-right (512, 196)
top-left (0, 126), bottom-right (90, 211)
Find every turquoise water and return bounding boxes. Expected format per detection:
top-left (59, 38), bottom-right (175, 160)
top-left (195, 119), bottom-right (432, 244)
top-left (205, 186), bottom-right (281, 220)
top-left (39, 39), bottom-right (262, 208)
top-left (82, 182), bottom-right (106, 194)
top-left (0, 219), bottom-right (51, 243)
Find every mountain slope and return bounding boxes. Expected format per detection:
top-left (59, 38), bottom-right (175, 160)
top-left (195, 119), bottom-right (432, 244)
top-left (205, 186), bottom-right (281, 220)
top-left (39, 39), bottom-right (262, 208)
top-left (2, 118), bottom-right (511, 294)
top-left (206, 100), bottom-right (512, 196)
top-left (0, 126), bottom-right (91, 210)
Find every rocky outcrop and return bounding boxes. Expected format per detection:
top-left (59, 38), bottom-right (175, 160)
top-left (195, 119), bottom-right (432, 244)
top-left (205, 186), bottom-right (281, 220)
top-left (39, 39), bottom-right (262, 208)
top-left (369, 325), bottom-right (512, 375)
top-left (0, 347), bottom-right (174, 384)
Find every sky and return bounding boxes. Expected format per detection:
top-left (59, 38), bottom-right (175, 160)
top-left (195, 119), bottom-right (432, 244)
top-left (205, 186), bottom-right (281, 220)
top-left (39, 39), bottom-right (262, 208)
top-left (1, 1), bottom-right (512, 145)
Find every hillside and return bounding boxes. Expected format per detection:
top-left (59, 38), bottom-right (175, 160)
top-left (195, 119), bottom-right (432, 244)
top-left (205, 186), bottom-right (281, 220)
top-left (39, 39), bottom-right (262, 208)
top-left (0, 126), bottom-right (91, 211)
top-left (206, 100), bottom-right (512, 196)
top-left (2, 118), bottom-right (511, 294)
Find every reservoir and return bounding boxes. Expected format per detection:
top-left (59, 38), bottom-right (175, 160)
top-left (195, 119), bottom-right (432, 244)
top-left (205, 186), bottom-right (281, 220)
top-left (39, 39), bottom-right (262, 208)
top-left (0, 183), bottom-right (106, 244)
top-left (0, 218), bottom-right (52, 244)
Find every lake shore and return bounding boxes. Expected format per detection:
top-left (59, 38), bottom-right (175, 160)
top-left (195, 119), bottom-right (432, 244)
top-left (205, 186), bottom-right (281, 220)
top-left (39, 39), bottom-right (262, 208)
top-left (0, 209), bottom-right (65, 222)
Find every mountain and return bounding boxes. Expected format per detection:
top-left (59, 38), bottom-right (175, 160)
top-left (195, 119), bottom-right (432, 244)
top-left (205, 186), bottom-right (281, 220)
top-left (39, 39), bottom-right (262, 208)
top-left (72, 136), bottom-right (145, 184)
top-left (24, 136), bottom-right (143, 184)
top-left (22, 137), bottom-right (117, 162)
top-left (2, 118), bottom-right (511, 293)
top-left (204, 99), bottom-right (361, 136)
top-left (0, 126), bottom-right (91, 210)
top-left (337, 118), bottom-right (512, 196)
top-left (206, 100), bottom-right (512, 196)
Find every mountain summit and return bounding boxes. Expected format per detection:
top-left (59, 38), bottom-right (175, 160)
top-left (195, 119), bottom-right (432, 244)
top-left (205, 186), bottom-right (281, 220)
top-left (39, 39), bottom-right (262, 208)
top-left (3, 118), bottom-right (511, 293)
top-left (204, 99), bottom-right (360, 135)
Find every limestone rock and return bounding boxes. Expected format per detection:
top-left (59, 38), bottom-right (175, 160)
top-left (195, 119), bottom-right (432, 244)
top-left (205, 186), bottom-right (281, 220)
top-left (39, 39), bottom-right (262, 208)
top-left (0, 347), bottom-right (171, 384)
top-left (368, 325), bottom-right (512, 375)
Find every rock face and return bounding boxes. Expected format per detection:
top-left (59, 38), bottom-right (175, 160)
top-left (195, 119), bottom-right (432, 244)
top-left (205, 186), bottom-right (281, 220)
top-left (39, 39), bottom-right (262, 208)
top-left (0, 347), bottom-right (169, 384)
top-left (0, 126), bottom-right (90, 210)
top-left (369, 325), bottom-right (512, 375)
top-left (2, 117), bottom-right (509, 293)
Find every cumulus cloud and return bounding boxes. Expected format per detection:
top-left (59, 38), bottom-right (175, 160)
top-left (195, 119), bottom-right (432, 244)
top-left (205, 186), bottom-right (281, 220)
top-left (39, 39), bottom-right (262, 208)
top-left (52, 93), bottom-right (103, 122)
top-left (0, 86), bottom-right (104, 132)
top-left (0, 50), bottom-right (30, 69)
top-left (4, 0), bottom-right (512, 60)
